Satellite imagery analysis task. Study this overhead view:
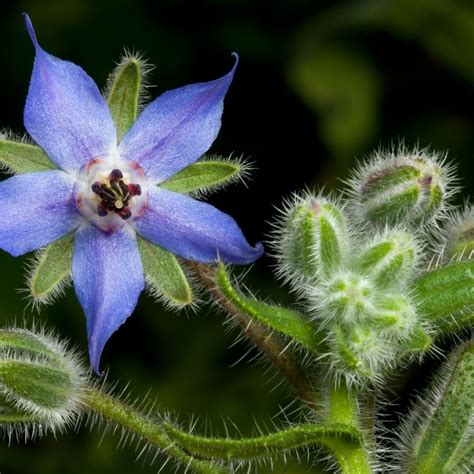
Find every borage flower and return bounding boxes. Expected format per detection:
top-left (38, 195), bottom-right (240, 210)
top-left (0, 15), bottom-right (263, 372)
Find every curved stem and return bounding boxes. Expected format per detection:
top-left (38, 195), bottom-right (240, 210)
top-left (187, 262), bottom-right (317, 407)
top-left (84, 386), bottom-right (363, 471)
top-left (84, 388), bottom-right (227, 474)
top-left (164, 422), bottom-right (361, 460)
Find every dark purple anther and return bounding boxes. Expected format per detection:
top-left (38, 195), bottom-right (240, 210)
top-left (109, 169), bottom-right (124, 181)
top-left (91, 182), bottom-right (102, 194)
top-left (128, 184), bottom-right (142, 196)
top-left (118, 208), bottom-right (132, 220)
top-left (97, 204), bottom-right (108, 217)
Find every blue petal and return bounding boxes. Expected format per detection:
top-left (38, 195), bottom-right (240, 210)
top-left (119, 55), bottom-right (238, 182)
top-left (0, 171), bottom-right (81, 256)
top-left (134, 186), bottom-right (263, 264)
top-left (72, 224), bottom-right (144, 373)
top-left (23, 14), bottom-right (116, 173)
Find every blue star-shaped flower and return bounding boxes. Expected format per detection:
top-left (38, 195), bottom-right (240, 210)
top-left (0, 15), bottom-right (263, 372)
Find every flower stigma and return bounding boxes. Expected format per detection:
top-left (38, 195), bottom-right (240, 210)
top-left (74, 158), bottom-right (147, 232)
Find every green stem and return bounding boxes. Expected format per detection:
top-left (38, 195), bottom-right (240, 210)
top-left (323, 382), bottom-right (373, 473)
top-left (84, 388), bottom-right (227, 474)
top-left (85, 386), bottom-right (363, 470)
top-left (164, 422), bottom-right (361, 460)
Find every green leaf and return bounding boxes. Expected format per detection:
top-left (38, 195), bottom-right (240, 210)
top-left (107, 56), bottom-right (143, 140)
top-left (0, 139), bottom-right (55, 174)
top-left (28, 234), bottom-right (74, 305)
top-left (160, 157), bottom-right (244, 193)
top-left (215, 264), bottom-right (323, 351)
top-left (414, 260), bottom-right (474, 333)
top-left (137, 237), bottom-right (193, 306)
top-left (164, 422), bottom-right (361, 460)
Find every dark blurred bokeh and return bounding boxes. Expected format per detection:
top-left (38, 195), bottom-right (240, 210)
top-left (0, 0), bottom-right (472, 472)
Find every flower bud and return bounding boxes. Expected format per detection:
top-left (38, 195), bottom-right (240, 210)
top-left (273, 193), bottom-right (348, 286)
top-left (441, 205), bottom-right (474, 262)
top-left (371, 294), bottom-right (417, 336)
top-left (356, 229), bottom-right (418, 287)
top-left (0, 328), bottom-right (87, 432)
top-left (331, 324), bottom-right (394, 383)
top-left (349, 147), bottom-right (452, 226)
top-left (323, 272), bottom-right (375, 324)
top-left (396, 340), bottom-right (474, 472)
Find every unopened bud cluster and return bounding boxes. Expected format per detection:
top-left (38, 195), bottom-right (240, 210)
top-left (0, 328), bottom-right (87, 434)
top-left (273, 146), bottom-right (462, 385)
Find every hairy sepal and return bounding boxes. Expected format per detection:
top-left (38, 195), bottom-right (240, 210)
top-left (137, 236), bottom-right (193, 307)
top-left (346, 144), bottom-right (455, 228)
top-left (271, 192), bottom-right (349, 290)
top-left (356, 228), bottom-right (419, 288)
top-left (0, 135), bottom-right (55, 174)
top-left (0, 327), bottom-right (87, 436)
top-left (26, 233), bottom-right (74, 308)
top-left (414, 260), bottom-right (474, 333)
top-left (396, 339), bottom-right (474, 473)
top-left (160, 154), bottom-right (252, 195)
top-left (106, 52), bottom-right (151, 140)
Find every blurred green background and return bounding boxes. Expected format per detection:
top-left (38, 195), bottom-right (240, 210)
top-left (0, 0), bottom-right (472, 472)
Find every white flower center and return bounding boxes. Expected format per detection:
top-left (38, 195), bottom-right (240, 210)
top-left (74, 158), bottom-right (147, 232)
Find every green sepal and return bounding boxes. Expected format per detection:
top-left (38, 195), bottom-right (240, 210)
top-left (0, 328), bottom-right (84, 418)
top-left (164, 422), bottom-right (361, 461)
top-left (284, 202), bottom-right (320, 280)
top-left (0, 329), bottom-right (63, 363)
top-left (357, 230), bottom-right (416, 287)
top-left (215, 264), bottom-right (323, 352)
top-left (28, 233), bottom-right (74, 305)
top-left (160, 156), bottom-right (245, 194)
top-left (358, 154), bottom-right (448, 226)
top-left (406, 340), bottom-right (474, 472)
top-left (333, 325), bottom-right (375, 379)
top-left (403, 325), bottom-right (433, 355)
top-left (137, 237), bottom-right (193, 306)
top-left (278, 196), bottom-right (348, 284)
top-left (0, 360), bottom-right (73, 411)
top-left (414, 260), bottom-right (474, 332)
top-left (106, 56), bottom-right (143, 140)
top-left (0, 402), bottom-right (40, 425)
top-left (0, 139), bottom-right (55, 174)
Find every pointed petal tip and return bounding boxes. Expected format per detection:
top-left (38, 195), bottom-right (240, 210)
top-left (234, 240), bottom-right (265, 265)
top-left (23, 13), bottom-right (38, 48)
top-left (230, 52), bottom-right (239, 70)
top-left (89, 344), bottom-right (105, 376)
top-left (223, 52), bottom-right (239, 82)
top-left (89, 349), bottom-right (105, 377)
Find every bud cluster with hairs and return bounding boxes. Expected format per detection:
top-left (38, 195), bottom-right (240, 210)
top-left (270, 145), bottom-right (460, 386)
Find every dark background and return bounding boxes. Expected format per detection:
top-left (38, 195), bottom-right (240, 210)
top-left (0, 0), bottom-right (472, 473)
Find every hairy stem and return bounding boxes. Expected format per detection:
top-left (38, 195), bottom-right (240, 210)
top-left (187, 262), bottom-right (317, 407)
top-left (84, 386), bottom-right (363, 471)
top-left (164, 422), bottom-right (361, 460)
top-left (84, 388), bottom-right (227, 474)
top-left (323, 382), bottom-right (373, 473)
